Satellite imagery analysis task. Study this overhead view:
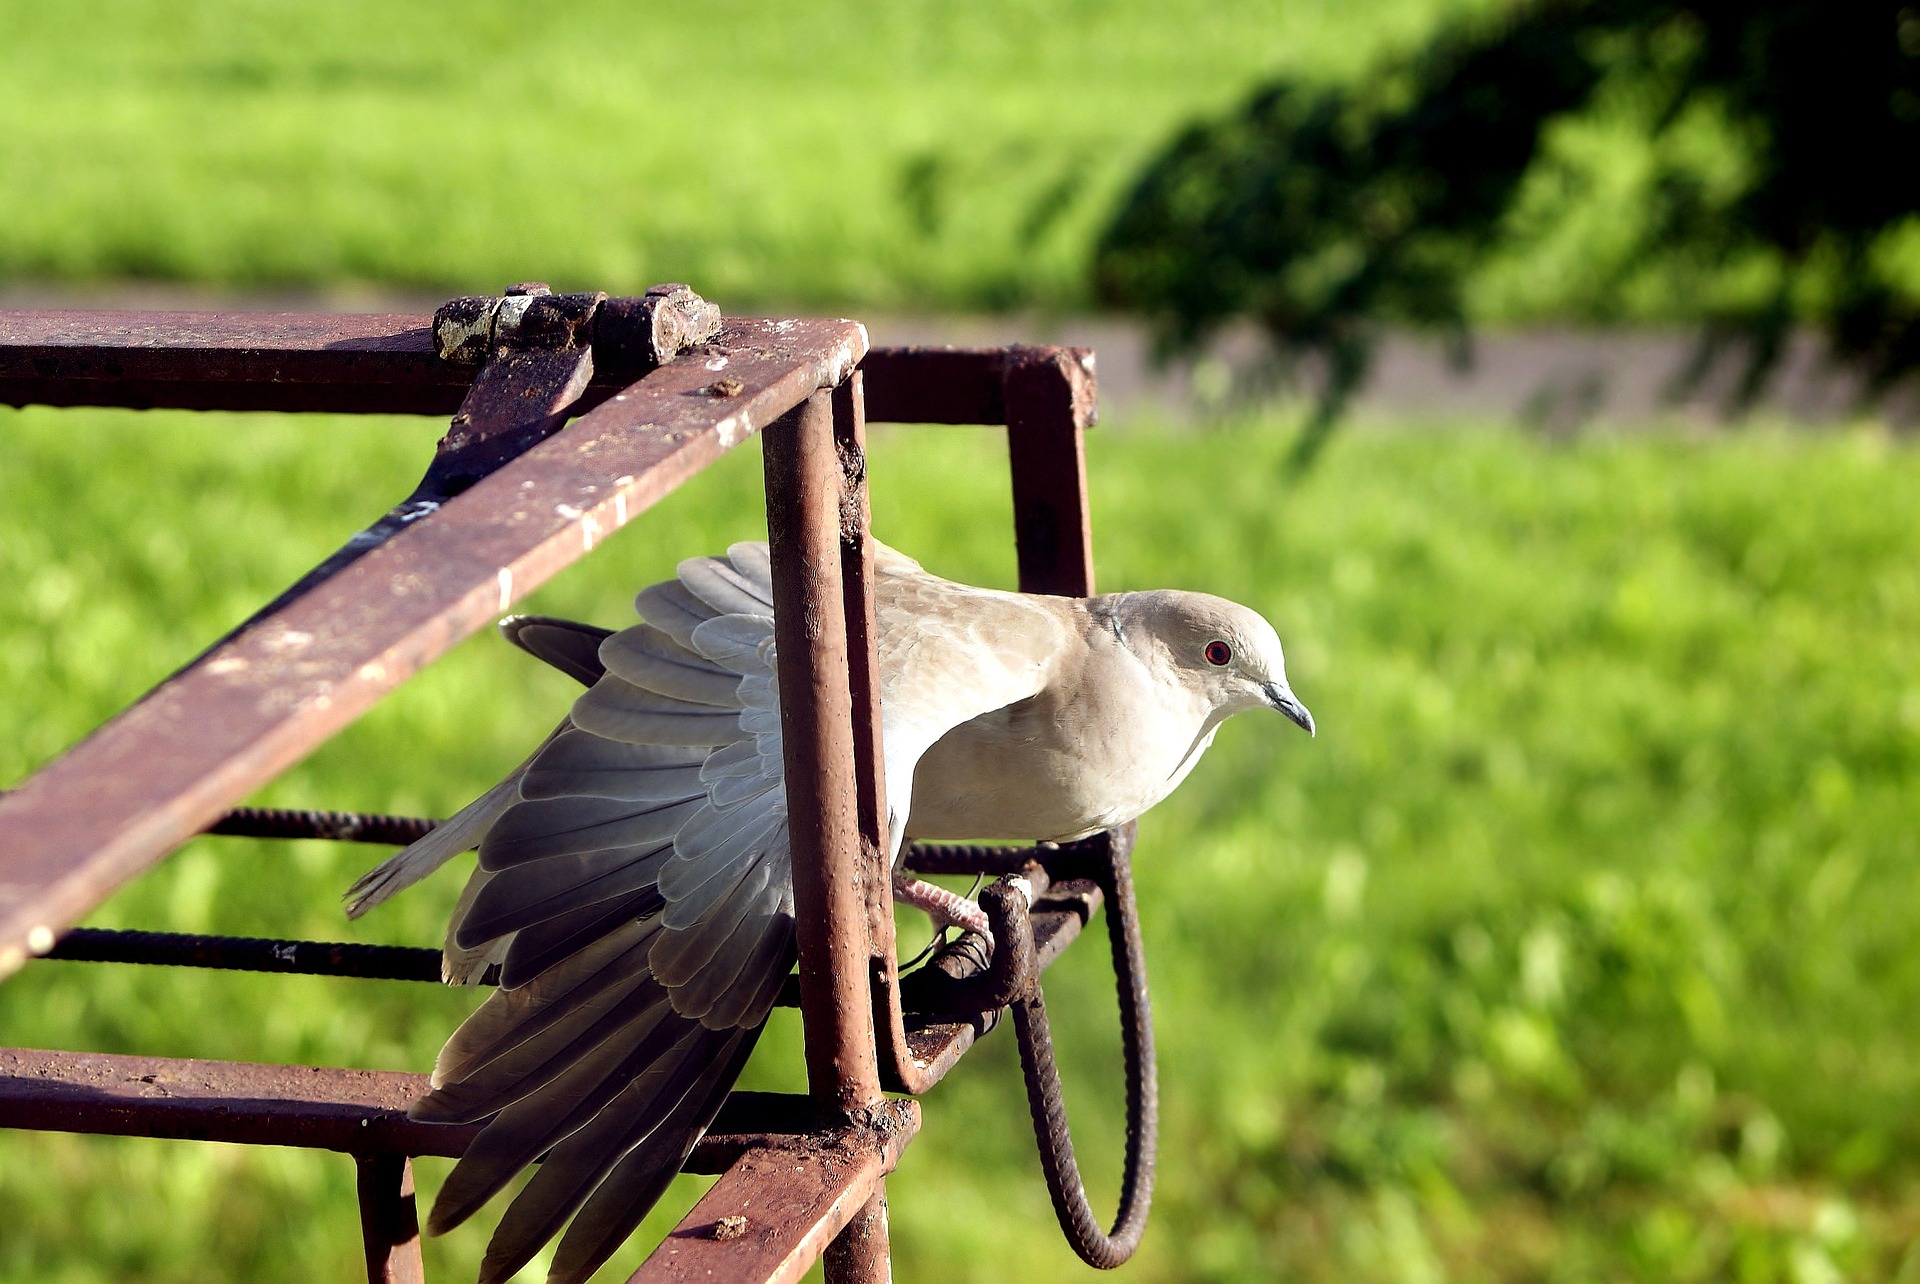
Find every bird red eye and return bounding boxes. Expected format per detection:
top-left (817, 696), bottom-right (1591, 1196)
top-left (1205, 640), bottom-right (1232, 666)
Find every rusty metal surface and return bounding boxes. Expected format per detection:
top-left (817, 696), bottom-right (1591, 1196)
top-left (44, 927), bottom-right (459, 982)
top-left (0, 1047), bottom-right (835, 1174)
top-left (356, 1153), bottom-right (426, 1284)
top-left (0, 308), bottom-right (1088, 436)
top-left (0, 1046), bottom-right (479, 1155)
top-left (857, 345), bottom-right (1090, 430)
top-left (592, 286), bottom-right (724, 372)
top-left (422, 346), bottom-right (596, 491)
top-left (762, 388), bottom-right (886, 1116)
top-left (886, 875), bottom-right (1101, 1091)
top-left (0, 316), bottom-right (866, 980)
top-left (32, 840), bottom-right (1100, 996)
top-left (37, 873), bottom-right (1092, 1009)
top-left (0, 797), bottom-right (441, 845)
top-left (1010, 825), bottom-right (1157, 1268)
top-left (827, 370), bottom-right (925, 1099)
top-left (769, 377), bottom-right (902, 1283)
top-left (628, 1101), bottom-right (919, 1284)
top-left (1004, 348), bottom-right (1099, 597)
top-left (0, 309), bottom-right (470, 413)
top-left (821, 1186), bottom-right (892, 1284)
top-left (205, 805), bottom-right (440, 845)
top-left (242, 342), bottom-right (598, 629)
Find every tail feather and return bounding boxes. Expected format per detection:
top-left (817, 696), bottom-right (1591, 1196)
top-left (499, 615), bottom-right (613, 689)
top-left (473, 1023), bottom-right (739, 1284)
top-left (343, 770), bottom-right (522, 919)
top-left (425, 922), bottom-right (657, 1092)
top-left (500, 891), bottom-right (665, 989)
top-left (457, 847), bottom-right (670, 949)
top-left (546, 1027), bottom-right (761, 1284)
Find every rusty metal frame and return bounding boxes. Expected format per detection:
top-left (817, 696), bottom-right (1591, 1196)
top-left (0, 301), bottom-right (1101, 1283)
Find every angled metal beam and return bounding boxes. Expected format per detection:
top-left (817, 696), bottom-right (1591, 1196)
top-left (356, 1153), bottom-right (426, 1284)
top-left (0, 317), bottom-right (866, 978)
top-left (627, 1102), bottom-right (919, 1284)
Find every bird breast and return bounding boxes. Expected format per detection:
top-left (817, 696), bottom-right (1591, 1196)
top-left (902, 634), bottom-right (1217, 842)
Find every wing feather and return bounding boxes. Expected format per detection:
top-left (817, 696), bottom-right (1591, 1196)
top-left (356, 538), bottom-right (1077, 1281)
top-left (474, 1024), bottom-right (741, 1284)
top-left (476, 796), bottom-right (704, 869)
top-left (597, 624), bottom-right (742, 706)
top-left (544, 1029), bottom-right (757, 1284)
top-left (455, 845), bottom-right (671, 947)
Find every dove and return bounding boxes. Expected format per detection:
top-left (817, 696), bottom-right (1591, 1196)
top-left (346, 537), bottom-right (1312, 1284)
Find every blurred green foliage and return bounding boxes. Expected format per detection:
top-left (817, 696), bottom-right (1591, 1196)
top-left (1097, 1), bottom-right (1920, 451)
top-left (2, 406), bottom-right (1917, 1281)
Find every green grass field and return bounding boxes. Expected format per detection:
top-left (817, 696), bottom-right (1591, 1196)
top-left (5, 2), bottom-right (1920, 1278)
top-left (0, 0), bottom-right (1493, 312)
top-left (2, 406), bottom-right (1916, 1282)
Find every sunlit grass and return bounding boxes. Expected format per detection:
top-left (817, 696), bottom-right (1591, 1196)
top-left (2, 406), bottom-right (1918, 1281)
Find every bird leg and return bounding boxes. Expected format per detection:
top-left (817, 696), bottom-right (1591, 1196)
top-left (892, 873), bottom-right (993, 944)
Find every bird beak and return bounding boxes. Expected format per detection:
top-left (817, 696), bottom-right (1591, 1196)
top-left (1265, 683), bottom-right (1315, 736)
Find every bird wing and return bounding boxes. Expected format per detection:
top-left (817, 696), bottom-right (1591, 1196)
top-left (363, 538), bottom-right (1066, 1284)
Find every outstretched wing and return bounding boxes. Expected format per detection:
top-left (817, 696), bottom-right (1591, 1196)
top-left (406, 542), bottom-right (796, 1284)
top-left (349, 538), bottom-right (1071, 1284)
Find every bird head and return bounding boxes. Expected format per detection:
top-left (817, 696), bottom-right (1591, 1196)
top-left (1112, 590), bottom-right (1315, 736)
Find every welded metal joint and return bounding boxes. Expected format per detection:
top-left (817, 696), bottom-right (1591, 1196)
top-left (432, 282), bottom-right (721, 375)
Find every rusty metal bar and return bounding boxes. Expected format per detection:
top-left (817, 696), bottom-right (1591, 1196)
top-left (826, 371), bottom-right (927, 1094)
top-left (764, 382), bottom-right (897, 1284)
top-left (35, 872), bottom-right (1097, 1019)
top-left (204, 805), bottom-right (440, 846)
top-left (0, 322), bottom-right (1091, 445)
top-left (33, 840), bottom-right (1106, 993)
top-left (0, 293), bottom-right (699, 417)
top-left (834, 367), bottom-right (942, 1098)
top-left (626, 1101), bottom-right (918, 1284)
top-left (0, 317), bottom-right (865, 980)
top-left (0, 797), bottom-right (441, 846)
top-left (0, 308), bottom-right (1082, 432)
top-left (356, 1152), bottom-right (426, 1284)
top-left (0, 310), bottom-right (472, 413)
top-left (761, 388), bottom-right (885, 1115)
top-left (0, 1048), bottom-right (830, 1173)
top-left (43, 927), bottom-right (457, 981)
top-left (1003, 348), bottom-right (1098, 597)
top-left (821, 1187), bottom-right (892, 1284)
top-left (857, 345), bottom-right (1090, 429)
top-left (1006, 825), bottom-right (1158, 1268)
top-left (0, 1046), bottom-right (478, 1154)
top-left (823, 371), bottom-right (906, 1284)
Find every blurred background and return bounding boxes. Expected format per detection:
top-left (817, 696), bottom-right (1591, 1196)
top-left (2, 1), bottom-right (1918, 1280)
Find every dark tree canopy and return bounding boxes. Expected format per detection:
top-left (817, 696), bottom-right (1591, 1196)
top-left (1095, 1), bottom-right (1920, 445)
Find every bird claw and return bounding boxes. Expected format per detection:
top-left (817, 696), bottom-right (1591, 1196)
top-left (891, 873), bottom-right (995, 951)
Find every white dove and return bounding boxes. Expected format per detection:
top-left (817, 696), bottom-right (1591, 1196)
top-left (346, 537), bottom-right (1312, 1284)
